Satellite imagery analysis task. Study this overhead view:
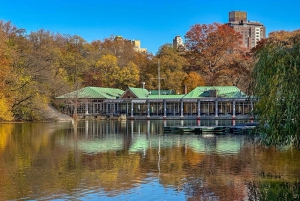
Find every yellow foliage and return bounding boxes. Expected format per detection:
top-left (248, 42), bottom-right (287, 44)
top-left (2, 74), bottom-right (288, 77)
top-left (118, 61), bottom-right (140, 89)
top-left (182, 71), bottom-right (205, 93)
top-left (0, 93), bottom-right (13, 121)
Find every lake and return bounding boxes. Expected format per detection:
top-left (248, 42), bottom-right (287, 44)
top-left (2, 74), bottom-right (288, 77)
top-left (0, 120), bottom-right (300, 200)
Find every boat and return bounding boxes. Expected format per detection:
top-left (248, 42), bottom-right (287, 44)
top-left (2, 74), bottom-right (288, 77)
top-left (201, 126), bottom-right (227, 134)
top-left (229, 122), bottom-right (258, 134)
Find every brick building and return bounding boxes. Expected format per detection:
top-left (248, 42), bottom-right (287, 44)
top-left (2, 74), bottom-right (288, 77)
top-left (226, 11), bottom-right (266, 50)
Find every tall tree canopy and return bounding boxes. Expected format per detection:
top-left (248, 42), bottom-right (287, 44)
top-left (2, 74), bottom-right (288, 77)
top-left (251, 32), bottom-right (300, 146)
top-left (0, 20), bottom-right (261, 121)
top-left (0, 22), bottom-right (13, 120)
top-left (182, 71), bottom-right (205, 93)
top-left (155, 44), bottom-right (188, 93)
top-left (184, 23), bottom-right (244, 86)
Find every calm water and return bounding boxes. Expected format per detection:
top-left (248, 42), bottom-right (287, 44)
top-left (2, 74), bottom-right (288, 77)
top-left (0, 120), bottom-right (300, 201)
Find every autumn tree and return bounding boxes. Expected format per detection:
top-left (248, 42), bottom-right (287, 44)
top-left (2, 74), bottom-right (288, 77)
top-left (0, 22), bottom-right (13, 120)
top-left (223, 51), bottom-right (254, 93)
top-left (136, 55), bottom-right (160, 90)
top-left (95, 54), bottom-right (120, 88)
top-left (182, 71), bottom-right (205, 93)
top-left (268, 29), bottom-right (300, 41)
top-left (59, 35), bottom-right (88, 88)
top-left (0, 21), bottom-right (36, 120)
top-left (116, 61), bottom-right (140, 89)
top-left (100, 35), bottom-right (137, 68)
top-left (82, 40), bottom-right (105, 86)
top-left (184, 23), bottom-right (243, 86)
top-left (155, 44), bottom-right (188, 93)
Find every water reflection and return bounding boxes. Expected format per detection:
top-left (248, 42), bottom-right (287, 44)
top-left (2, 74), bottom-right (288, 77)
top-left (0, 120), bottom-right (300, 200)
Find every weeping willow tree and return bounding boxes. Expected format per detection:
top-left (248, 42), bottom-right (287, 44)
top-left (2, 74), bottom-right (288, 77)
top-left (251, 34), bottom-right (300, 146)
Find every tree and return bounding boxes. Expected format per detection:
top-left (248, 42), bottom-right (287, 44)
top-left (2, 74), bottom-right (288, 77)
top-left (59, 35), bottom-right (88, 87)
top-left (82, 40), bottom-right (105, 86)
top-left (184, 23), bottom-right (243, 85)
top-left (0, 23), bottom-right (13, 120)
top-left (268, 30), bottom-right (300, 41)
top-left (96, 54), bottom-right (120, 88)
top-left (182, 72), bottom-right (205, 93)
top-left (156, 44), bottom-right (188, 93)
top-left (116, 61), bottom-right (140, 90)
top-left (251, 32), bottom-right (300, 146)
top-left (100, 35), bottom-right (136, 68)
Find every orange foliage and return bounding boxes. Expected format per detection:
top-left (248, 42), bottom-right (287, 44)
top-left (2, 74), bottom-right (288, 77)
top-left (182, 71), bottom-right (205, 93)
top-left (185, 23), bottom-right (244, 85)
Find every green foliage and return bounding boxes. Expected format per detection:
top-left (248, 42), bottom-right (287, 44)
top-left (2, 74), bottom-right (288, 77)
top-left (252, 35), bottom-right (300, 146)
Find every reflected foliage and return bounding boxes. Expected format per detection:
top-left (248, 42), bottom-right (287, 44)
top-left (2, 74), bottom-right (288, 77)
top-left (1, 121), bottom-right (300, 200)
top-left (248, 181), bottom-right (300, 201)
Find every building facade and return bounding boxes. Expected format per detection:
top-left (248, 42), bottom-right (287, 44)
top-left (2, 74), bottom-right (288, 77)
top-left (173, 36), bottom-right (184, 50)
top-left (226, 11), bottom-right (266, 50)
top-left (131, 40), bottom-right (147, 53)
top-left (56, 86), bottom-right (254, 120)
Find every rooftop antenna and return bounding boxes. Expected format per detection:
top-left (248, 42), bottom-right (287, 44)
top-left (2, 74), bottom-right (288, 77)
top-left (151, 59), bottom-right (165, 98)
top-left (158, 60), bottom-right (161, 98)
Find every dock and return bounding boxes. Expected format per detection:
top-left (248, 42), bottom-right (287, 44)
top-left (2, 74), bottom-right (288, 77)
top-left (164, 122), bottom-right (258, 135)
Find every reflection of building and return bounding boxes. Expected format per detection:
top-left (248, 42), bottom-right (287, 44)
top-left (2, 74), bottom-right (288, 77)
top-left (226, 11), bottom-right (266, 50)
top-left (56, 86), bottom-right (253, 120)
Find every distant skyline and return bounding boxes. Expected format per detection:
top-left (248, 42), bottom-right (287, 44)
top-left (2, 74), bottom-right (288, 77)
top-left (1, 0), bottom-right (300, 54)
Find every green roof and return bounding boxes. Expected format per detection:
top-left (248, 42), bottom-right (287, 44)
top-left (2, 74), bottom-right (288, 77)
top-left (128, 87), bottom-right (150, 98)
top-left (56, 86), bottom-right (246, 100)
top-left (128, 88), bottom-right (183, 99)
top-left (183, 86), bottom-right (246, 99)
top-left (56, 87), bottom-right (124, 99)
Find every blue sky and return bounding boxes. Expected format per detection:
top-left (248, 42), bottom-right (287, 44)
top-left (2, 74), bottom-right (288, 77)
top-left (1, 0), bottom-right (300, 54)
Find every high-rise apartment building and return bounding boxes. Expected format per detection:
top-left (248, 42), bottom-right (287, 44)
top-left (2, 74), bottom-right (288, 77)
top-left (172, 36), bottom-right (185, 51)
top-left (114, 36), bottom-right (147, 53)
top-left (226, 11), bottom-right (266, 50)
top-left (131, 40), bottom-right (147, 53)
top-left (173, 36), bottom-right (183, 49)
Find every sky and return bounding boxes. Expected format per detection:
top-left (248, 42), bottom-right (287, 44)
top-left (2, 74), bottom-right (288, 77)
top-left (1, 0), bottom-right (300, 54)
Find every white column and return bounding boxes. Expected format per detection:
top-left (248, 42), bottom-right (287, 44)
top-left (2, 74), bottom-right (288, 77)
top-left (232, 100), bottom-right (236, 118)
top-left (85, 102), bottom-right (89, 115)
top-left (131, 102), bottom-right (134, 117)
top-left (180, 99), bottom-right (184, 117)
top-left (163, 99), bottom-right (167, 117)
top-left (197, 99), bottom-right (201, 118)
top-left (147, 101), bottom-right (150, 117)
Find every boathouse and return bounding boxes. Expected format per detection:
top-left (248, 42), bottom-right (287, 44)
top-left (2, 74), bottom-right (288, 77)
top-left (56, 86), bottom-right (124, 115)
top-left (56, 86), bottom-right (253, 120)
